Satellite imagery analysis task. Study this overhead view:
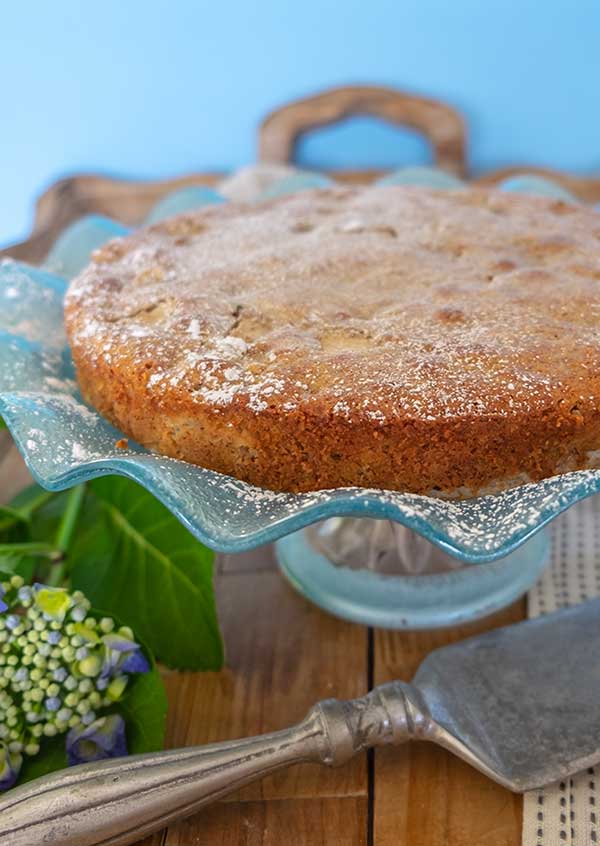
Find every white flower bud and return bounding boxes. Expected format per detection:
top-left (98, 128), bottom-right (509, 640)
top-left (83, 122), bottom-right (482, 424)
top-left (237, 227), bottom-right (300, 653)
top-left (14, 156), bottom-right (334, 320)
top-left (64, 692), bottom-right (79, 708)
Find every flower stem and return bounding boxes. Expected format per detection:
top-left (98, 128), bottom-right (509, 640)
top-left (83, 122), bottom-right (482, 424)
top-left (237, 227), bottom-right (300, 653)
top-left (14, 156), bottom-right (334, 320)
top-left (0, 542), bottom-right (60, 557)
top-left (47, 485), bottom-right (86, 587)
top-left (16, 489), bottom-right (55, 520)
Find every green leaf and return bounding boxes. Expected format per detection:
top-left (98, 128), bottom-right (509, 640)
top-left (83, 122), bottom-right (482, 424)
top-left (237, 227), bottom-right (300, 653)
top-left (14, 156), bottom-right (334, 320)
top-left (5, 486), bottom-right (84, 584)
top-left (0, 542), bottom-right (58, 557)
top-left (14, 558), bottom-right (35, 580)
top-left (10, 485), bottom-right (55, 520)
top-left (0, 510), bottom-right (35, 580)
top-left (118, 662), bottom-right (168, 754)
top-left (0, 505), bottom-right (29, 533)
top-left (18, 735), bottom-right (67, 785)
top-left (0, 417), bottom-right (5, 429)
top-left (53, 486), bottom-right (86, 553)
top-left (70, 477), bottom-right (223, 670)
top-left (0, 554), bottom-right (36, 581)
top-left (0, 538), bottom-right (57, 581)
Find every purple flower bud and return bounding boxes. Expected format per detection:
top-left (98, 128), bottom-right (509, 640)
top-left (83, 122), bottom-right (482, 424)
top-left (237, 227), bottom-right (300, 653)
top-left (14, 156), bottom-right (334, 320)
top-left (0, 586), bottom-right (7, 614)
top-left (120, 650), bottom-right (150, 674)
top-left (5, 615), bottom-right (19, 631)
top-left (102, 633), bottom-right (139, 653)
top-left (101, 633), bottom-right (147, 679)
top-left (47, 631), bottom-right (61, 645)
top-left (45, 697), bottom-right (61, 712)
top-left (0, 743), bottom-right (22, 791)
top-left (66, 714), bottom-right (127, 767)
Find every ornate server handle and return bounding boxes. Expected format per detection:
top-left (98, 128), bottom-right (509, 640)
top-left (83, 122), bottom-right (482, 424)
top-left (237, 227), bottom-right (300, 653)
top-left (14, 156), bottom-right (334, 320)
top-left (0, 682), bottom-right (420, 846)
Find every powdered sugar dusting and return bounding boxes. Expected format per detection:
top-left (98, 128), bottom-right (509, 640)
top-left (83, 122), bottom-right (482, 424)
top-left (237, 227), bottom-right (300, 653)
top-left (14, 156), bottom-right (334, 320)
top-left (7, 202), bottom-right (600, 561)
top-left (66, 187), bottom-right (600, 425)
top-left (61, 184), bottom-right (600, 493)
top-left (188, 318), bottom-right (201, 339)
top-left (6, 254), bottom-right (600, 557)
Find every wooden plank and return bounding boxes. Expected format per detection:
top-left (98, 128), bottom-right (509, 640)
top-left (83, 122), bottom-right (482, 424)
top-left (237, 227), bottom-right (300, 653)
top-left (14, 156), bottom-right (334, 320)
top-left (136, 567), bottom-right (368, 844)
top-left (219, 544), bottom-right (277, 574)
top-left (372, 602), bottom-right (525, 846)
top-left (375, 744), bottom-right (521, 846)
top-left (165, 796), bottom-right (367, 846)
top-left (162, 569), bottom-right (367, 803)
top-left (133, 836), bottom-right (163, 846)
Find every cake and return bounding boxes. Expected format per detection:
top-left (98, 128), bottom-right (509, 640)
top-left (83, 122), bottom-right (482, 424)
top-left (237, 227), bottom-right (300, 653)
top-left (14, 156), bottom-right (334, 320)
top-left (64, 185), bottom-right (600, 495)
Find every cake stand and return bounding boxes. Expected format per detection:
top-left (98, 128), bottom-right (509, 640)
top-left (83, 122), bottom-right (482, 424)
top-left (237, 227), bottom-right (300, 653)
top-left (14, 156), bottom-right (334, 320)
top-left (1, 168), bottom-right (596, 629)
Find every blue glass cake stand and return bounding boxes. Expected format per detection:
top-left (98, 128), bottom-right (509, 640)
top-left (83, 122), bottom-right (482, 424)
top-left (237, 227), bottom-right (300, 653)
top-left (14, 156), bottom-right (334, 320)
top-left (0, 168), bottom-right (596, 628)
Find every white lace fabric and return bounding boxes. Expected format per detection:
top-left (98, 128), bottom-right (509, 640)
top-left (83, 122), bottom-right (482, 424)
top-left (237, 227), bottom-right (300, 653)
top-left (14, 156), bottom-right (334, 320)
top-left (524, 496), bottom-right (600, 845)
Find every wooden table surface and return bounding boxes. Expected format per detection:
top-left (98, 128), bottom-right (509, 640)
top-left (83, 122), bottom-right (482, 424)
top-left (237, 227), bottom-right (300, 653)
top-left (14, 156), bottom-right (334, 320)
top-left (0, 443), bottom-right (525, 845)
top-left (0, 442), bottom-right (524, 845)
top-left (137, 546), bottom-right (524, 846)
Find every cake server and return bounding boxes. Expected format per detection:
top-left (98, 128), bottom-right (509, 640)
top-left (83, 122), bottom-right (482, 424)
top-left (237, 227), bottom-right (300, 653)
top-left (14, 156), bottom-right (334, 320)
top-left (2, 598), bottom-right (600, 846)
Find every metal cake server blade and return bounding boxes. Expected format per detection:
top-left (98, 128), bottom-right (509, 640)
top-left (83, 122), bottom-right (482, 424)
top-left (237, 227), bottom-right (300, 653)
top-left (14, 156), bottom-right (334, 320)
top-left (414, 598), bottom-right (600, 790)
top-left (1, 599), bottom-right (599, 846)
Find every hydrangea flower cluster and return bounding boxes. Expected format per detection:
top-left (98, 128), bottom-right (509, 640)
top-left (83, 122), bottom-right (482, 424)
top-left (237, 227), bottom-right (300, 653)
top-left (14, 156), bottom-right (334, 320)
top-left (0, 575), bottom-right (149, 791)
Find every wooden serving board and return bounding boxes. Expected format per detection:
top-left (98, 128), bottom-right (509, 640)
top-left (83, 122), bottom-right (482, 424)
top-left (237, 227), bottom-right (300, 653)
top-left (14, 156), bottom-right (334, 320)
top-left (5, 83), bottom-right (597, 843)
top-left (3, 84), bottom-right (600, 264)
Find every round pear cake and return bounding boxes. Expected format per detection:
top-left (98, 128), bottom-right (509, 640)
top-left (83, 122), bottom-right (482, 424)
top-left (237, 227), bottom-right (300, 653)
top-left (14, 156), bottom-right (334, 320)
top-left (64, 185), bottom-right (600, 495)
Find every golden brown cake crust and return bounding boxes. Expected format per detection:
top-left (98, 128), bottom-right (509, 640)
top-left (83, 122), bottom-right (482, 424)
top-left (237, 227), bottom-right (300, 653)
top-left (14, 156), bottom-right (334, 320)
top-left (64, 185), bottom-right (600, 495)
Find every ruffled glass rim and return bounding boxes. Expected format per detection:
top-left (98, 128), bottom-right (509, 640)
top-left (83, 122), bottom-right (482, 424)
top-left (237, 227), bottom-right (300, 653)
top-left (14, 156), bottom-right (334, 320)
top-left (1, 166), bottom-right (597, 563)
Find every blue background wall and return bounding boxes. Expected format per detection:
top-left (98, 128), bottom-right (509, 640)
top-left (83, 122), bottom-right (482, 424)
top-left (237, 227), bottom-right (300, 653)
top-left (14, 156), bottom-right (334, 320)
top-left (2, 0), bottom-right (599, 246)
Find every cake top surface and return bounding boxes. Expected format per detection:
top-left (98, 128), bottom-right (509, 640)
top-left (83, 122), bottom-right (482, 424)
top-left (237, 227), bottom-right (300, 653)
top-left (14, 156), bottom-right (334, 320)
top-left (65, 185), bottom-right (600, 423)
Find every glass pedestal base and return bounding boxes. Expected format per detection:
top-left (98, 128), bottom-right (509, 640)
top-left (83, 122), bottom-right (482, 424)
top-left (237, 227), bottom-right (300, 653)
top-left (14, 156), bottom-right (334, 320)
top-left (275, 519), bottom-right (550, 629)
